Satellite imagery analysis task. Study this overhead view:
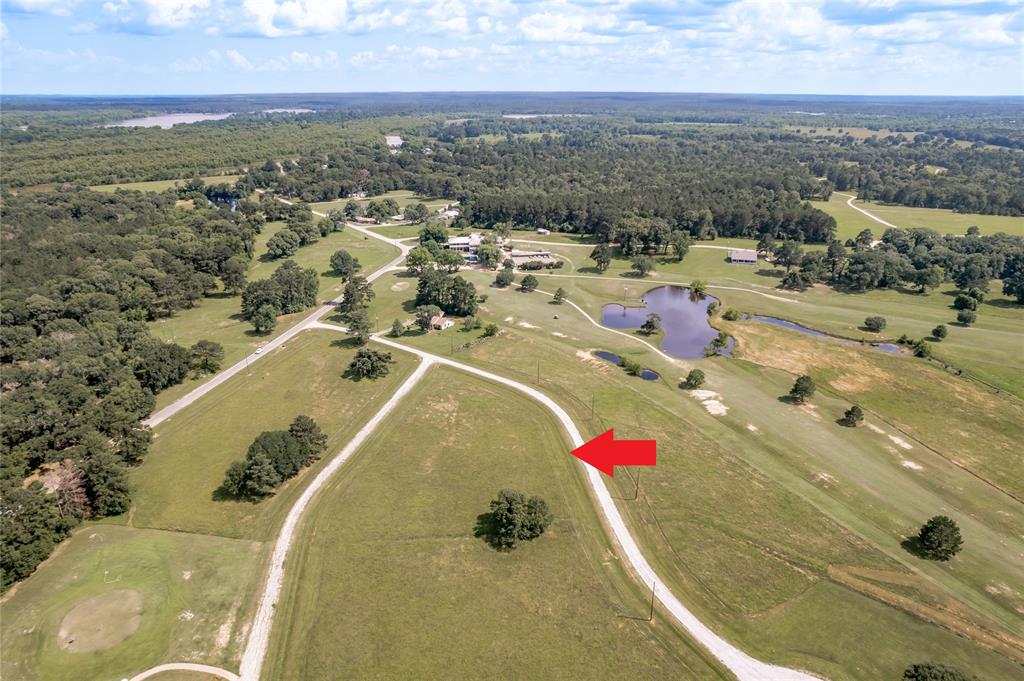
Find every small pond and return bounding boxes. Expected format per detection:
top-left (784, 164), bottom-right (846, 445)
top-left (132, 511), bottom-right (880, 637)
top-left (593, 351), bottom-right (660, 381)
top-left (601, 285), bottom-right (732, 359)
top-left (750, 316), bottom-right (902, 354)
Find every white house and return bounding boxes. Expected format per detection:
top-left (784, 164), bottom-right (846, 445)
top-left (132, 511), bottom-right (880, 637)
top-left (430, 312), bottom-right (454, 330)
top-left (447, 233), bottom-right (484, 253)
top-left (729, 248), bottom-right (757, 265)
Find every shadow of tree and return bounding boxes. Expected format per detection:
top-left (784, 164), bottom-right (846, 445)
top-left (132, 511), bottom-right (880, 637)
top-left (473, 512), bottom-right (510, 551)
top-left (901, 535), bottom-right (927, 559)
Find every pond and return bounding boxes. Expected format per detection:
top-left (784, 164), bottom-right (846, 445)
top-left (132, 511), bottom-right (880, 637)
top-left (750, 316), bottom-right (903, 354)
top-left (593, 351), bottom-right (660, 381)
top-left (105, 113), bottom-right (234, 128)
top-left (601, 286), bottom-right (732, 359)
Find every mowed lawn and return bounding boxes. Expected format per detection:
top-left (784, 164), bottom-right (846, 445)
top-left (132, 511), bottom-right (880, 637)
top-left (149, 223), bottom-right (398, 410)
top-left (130, 331), bottom-right (416, 540)
top-left (389, 280), bottom-right (1024, 680)
top-left (311, 189), bottom-right (451, 215)
top-left (262, 367), bottom-right (726, 680)
top-left (0, 525), bottom-right (262, 681)
top-left (815, 193), bottom-right (1024, 239)
top-left (89, 175), bottom-right (240, 192)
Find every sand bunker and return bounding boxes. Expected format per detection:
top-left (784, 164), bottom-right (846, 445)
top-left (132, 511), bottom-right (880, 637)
top-left (517, 320), bottom-right (539, 329)
top-left (688, 390), bottom-right (728, 416)
top-left (58, 589), bottom-right (143, 653)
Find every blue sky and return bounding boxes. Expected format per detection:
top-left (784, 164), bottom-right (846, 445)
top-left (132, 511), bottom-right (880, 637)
top-left (1, 1), bottom-right (1021, 96)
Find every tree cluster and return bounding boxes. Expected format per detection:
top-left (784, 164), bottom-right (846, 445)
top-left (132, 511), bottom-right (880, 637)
top-left (221, 415), bottom-right (328, 499)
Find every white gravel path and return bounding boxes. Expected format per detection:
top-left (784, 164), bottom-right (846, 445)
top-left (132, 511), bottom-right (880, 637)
top-left (836, 192), bottom-right (899, 230)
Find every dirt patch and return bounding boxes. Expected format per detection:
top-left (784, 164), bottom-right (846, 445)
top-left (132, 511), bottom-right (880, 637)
top-left (58, 589), bottom-right (143, 653)
top-left (688, 389), bottom-right (728, 416)
top-left (746, 423), bottom-right (759, 433)
top-left (551, 332), bottom-right (567, 338)
top-left (888, 434), bottom-right (913, 450)
top-left (389, 281), bottom-right (410, 291)
top-left (900, 460), bottom-right (923, 470)
top-left (517, 320), bottom-right (539, 329)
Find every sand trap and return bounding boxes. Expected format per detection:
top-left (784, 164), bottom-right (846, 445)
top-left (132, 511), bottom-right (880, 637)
top-left (389, 281), bottom-right (409, 291)
top-left (901, 460), bottom-right (923, 470)
top-left (888, 434), bottom-right (913, 450)
top-left (814, 471), bottom-right (836, 484)
top-left (517, 320), bottom-right (539, 329)
top-left (688, 390), bottom-right (728, 416)
top-left (58, 589), bottom-right (143, 653)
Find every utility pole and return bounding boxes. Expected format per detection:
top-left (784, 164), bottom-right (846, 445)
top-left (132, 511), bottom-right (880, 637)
top-left (648, 581), bottom-right (656, 622)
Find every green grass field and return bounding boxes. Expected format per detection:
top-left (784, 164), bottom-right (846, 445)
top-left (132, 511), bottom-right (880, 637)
top-left (262, 366), bottom-right (727, 680)
top-left (380, 275), bottom-right (1024, 680)
top-left (89, 175), bottom-right (241, 193)
top-left (130, 331), bottom-right (416, 540)
top-left (0, 525), bottom-right (263, 681)
top-left (815, 193), bottom-right (1024, 239)
top-left (149, 223), bottom-right (399, 410)
top-left (311, 189), bottom-right (452, 215)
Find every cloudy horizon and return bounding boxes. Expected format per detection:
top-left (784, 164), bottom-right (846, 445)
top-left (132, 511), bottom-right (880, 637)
top-left (1, 0), bottom-right (1021, 97)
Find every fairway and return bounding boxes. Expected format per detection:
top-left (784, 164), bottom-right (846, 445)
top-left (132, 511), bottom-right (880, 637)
top-left (131, 331), bottom-right (416, 539)
top-left (262, 367), bottom-right (726, 680)
top-left (89, 175), bottom-right (241, 192)
top-left (0, 525), bottom-right (262, 681)
top-left (815, 193), bottom-right (1024, 239)
top-left (311, 189), bottom-right (451, 215)
top-left (149, 222), bottom-right (399, 410)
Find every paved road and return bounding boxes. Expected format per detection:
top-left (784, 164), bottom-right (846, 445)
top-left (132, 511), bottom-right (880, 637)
top-left (144, 210), bottom-right (411, 429)
top-left (836, 192), bottom-right (899, 230)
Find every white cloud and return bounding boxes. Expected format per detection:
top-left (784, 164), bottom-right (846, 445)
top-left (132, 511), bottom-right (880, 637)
top-left (518, 11), bottom-right (619, 44)
top-left (226, 48), bottom-right (253, 70)
top-left (0, 22), bottom-right (7, 40)
top-left (141, 0), bottom-right (210, 28)
top-left (349, 49), bottom-right (375, 66)
top-left (71, 21), bottom-right (97, 33)
top-left (242, 0), bottom-right (348, 37)
top-left (427, 0), bottom-right (468, 33)
top-left (259, 48), bottom-right (341, 70)
top-left (349, 7), bottom-right (409, 32)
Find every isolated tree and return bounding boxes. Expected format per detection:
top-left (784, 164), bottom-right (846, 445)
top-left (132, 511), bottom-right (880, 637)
top-left (266, 229), bottom-right (301, 258)
top-left (589, 243), bottom-right (611, 272)
top-left (705, 330), bottom-right (729, 356)
top-left (670, 230), bottom-right (692, 262)
top-left (190, 339), bottom-right (224, 374)
top-left (346, 309), bottom-right (372, 345)
top-left (330, 249), bottom-right (361, 280)
top-left (931, 324), bottom-right (947, 340)
top-left (251, 304), bottom-right (278, 334)
top-left (681, 369), bottom-right (705, 390)
top-left (519, 274), bottom-right (539, 292)
top-left (639, 312), bottom-right (662, 335)
top-left (339, 276), bottom-right (374, 315)
top-left (913, 339), bottom-right (933, 358)
top-left (487, 489), bottom-right (553, 549)
top-left (689, 279), bottom-right (708, 297)
top-left (789, 375), bottom-right (816, 403)
top-left (345, 348), bottom-right (393, 379)
top-left (632, 254), bottom-right (656, 276)
top-left (842, 405), bottom-right (864, 427)
top-left (289, 415), bottom-right (328, 463)
top-left (952, 294), bottom-right (977, 311)
top-left (903, 662), bottom-right (977, 681)
top-left (494, 269), bottom-right (514, 288)
top-left (863, 316), bottom-right (887, 332)
top-left (722, 308), bottom-right (741, 321)
top-left (415, 304), bottom-right (442, 331)
top-left (390, 319), bottom-right (405, 337)
top-left (706, 300), bottom-right (719, 316)
top-left (915, 515), bottom-right (963, 561)
top-left (956, 309), bottom-right (976, 326)
top-left (482, 323), bottom-right (500, 337)
top-left (552, 287), bottom-right (566, 304)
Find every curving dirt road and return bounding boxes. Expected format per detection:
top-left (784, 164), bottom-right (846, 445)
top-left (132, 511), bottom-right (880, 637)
top-left (836, 192), bottom-right (899, 230)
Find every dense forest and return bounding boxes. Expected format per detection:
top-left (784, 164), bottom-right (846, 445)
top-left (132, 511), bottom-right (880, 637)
top-left (0, 189), bottom-right (262, 588)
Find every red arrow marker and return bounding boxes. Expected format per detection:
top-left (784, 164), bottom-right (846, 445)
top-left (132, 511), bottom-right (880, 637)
top-left (571, 429), bottom-right (656, 477)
